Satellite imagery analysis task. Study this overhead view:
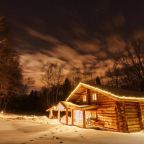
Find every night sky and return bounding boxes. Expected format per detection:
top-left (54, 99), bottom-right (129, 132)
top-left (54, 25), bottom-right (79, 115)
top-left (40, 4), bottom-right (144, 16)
top-left (0, 0), bottom-right (144, 88)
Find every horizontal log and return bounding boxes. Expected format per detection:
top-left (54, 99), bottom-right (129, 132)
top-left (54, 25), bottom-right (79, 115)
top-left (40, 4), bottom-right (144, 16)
top-left (128, 128), bottom-right (141, 132)
top-left (97, 111), bottom-right (116, 114)
top-left (104, 125), bottom-right (118, 129)
top-left (98, 104), bottom-right (116, 107)
top-left (140, 110), bottom-right (144, 113)
top-left (141, 111), bottom-right (144, 114)
top-left (97, 113), bottom-right (117, 117)
top-left (124, 102), bottom-right (138, 105)
top-left (128, 125), bottom-right (140, 128)
top-left (98, 118), bottom-right (117, 123)
top-left (125, 105), bottom-right (137, 107)
top-left (126, 115), bottom-right (139, 119)
top-left (97, 118), bottom-right (117, 122)
top-left (127, 121), bottom-right (140, 125)
top-left (127, 121), bottom-right (140, 124)
top-left (125, 109), bottom-right (139, 113)
top-left (125, 115), bottom-right (138, 119)
top-left (125, 112), bottom-right (138, 116)
top-left (104, 121), bottom-right (118, 125)
top-left (98, 99), bottom-right (115, 102)
top-left (104, 126), bottom-right (118, 130)
top-left (126, 118), bottom-right (139, 122)
top-left (98, 115), bottom-right (117, 119)
top-left (128, 127), bottom-right (141, 130)
top-left (98, 97), bottom-right (115, 100)
top-left (140, 109), bottom-right (144, 112)
top-left (129, 130), bottom-right (141, 132)
top-left (99, 103), bottom-right (116, 105)
top-left (125, 109), bottom-right (138, 112)
top-left (97, 107), bottom-right (116, 111)
top-left (125, 105), bottom-right (137, 108)
top-left (98, 110), bottom-right (116, 113)
top-left (140, 107), bottom-right (144, 109)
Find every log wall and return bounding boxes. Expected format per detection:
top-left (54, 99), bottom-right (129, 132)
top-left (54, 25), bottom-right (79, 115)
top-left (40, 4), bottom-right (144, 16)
top-left (94, 93), bottom-right (119, 131)
top-left (124, 102), bottom-right (141, 132)
top-left (67, 87), bottom-right (144, 132)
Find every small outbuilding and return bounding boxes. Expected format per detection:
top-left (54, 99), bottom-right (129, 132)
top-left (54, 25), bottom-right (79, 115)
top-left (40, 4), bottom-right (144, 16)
top-left (47, 82), bottom-right (144, 132)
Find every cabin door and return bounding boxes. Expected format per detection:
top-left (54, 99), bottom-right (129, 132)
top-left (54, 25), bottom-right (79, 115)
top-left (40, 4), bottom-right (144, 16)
top-left (74, 110), bottom-right (83, 126)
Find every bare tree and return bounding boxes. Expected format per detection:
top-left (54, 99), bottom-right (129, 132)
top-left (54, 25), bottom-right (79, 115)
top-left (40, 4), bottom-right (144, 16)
top-left (82, 62), bottom-right (96, 84)
top-left (68, 67), bottom-right (82, 87)
top-left (42, 63), bottom-right (64, 104)
top-left (107, 39), bottom-right (144, 91)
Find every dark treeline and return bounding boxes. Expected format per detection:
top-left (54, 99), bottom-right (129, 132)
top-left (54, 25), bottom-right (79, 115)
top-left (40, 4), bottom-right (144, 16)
top-left (5, 78), bottom-right (72, 113)
top-left (0, 16), bottom-right (26, 112)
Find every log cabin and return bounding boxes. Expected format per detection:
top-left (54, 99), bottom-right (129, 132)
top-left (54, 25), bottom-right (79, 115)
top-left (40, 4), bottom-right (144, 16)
top-left (47, 82), bottom-right (144, 132)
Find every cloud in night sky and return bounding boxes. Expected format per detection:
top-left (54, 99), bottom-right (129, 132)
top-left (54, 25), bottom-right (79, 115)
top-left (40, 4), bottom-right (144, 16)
top-left (18, 25), bottom-right (126, 88)
top-left (1, 0), bottom-right (144, 88)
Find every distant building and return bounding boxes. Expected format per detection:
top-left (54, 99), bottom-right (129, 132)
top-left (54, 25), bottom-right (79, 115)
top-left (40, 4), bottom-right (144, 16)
top-left (47, 82), bottom-right (144, 132)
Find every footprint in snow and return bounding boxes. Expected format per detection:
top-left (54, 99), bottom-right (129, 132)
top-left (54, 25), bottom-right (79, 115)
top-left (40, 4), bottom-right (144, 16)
top-left (53, 136), bottom-right (55, 139)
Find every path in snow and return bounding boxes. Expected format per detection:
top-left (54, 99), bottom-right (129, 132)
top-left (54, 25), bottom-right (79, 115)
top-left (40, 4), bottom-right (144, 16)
top-left (0, 114), bottom-right (144, 144)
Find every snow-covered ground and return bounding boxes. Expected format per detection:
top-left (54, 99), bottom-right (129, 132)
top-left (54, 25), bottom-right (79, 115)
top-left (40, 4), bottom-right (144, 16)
top-left (0, 113), bottom-right (144, 144)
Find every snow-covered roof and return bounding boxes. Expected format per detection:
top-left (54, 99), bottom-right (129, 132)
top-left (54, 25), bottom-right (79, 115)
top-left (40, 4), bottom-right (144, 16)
top-left (66, 82), bottom-right (144, 102)
top-left (60, 101), bottom-right (97, 110)
top-left (46, 101), bottom-right (97, 111)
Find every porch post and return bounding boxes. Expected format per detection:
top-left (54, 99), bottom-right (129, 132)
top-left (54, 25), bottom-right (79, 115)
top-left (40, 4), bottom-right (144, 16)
top-left (58, 110), bottom-right (60, 122)
top-left (66, 108), bottom-right (68, 125)
top-left (83, 110), bottom-right (86, 128)
top-left (71, 109), bottom-right (74, 125)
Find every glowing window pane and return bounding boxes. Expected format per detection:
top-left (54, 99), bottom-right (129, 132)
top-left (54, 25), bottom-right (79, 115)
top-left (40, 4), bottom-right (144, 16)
top-left (83, 95), bottom-right (87, 102)
top-left (92, 93), bottom-right (97, 101)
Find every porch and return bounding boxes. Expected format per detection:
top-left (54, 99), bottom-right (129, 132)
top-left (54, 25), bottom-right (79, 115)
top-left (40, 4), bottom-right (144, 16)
top-left (48, 101), bottom-right (98, 128)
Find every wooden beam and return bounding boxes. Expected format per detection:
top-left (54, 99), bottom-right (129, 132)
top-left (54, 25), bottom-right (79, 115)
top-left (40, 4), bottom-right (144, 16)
top-left (71, 109), bottom-right (74, 125)
top-left (74, 92), bottom-right (86, 95)
top-left (86, 89), bottom-right (91, 105)
top-left (83, 110), bottom-right (86, 128)
top-left (66, 108), bottom-right (68, 125)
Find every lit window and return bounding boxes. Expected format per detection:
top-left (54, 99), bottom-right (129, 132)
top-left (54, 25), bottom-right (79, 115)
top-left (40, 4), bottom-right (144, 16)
top-left (92, 93), bottom-right (97, 101)
top-left (83, 95), bottom-right (87, 102)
